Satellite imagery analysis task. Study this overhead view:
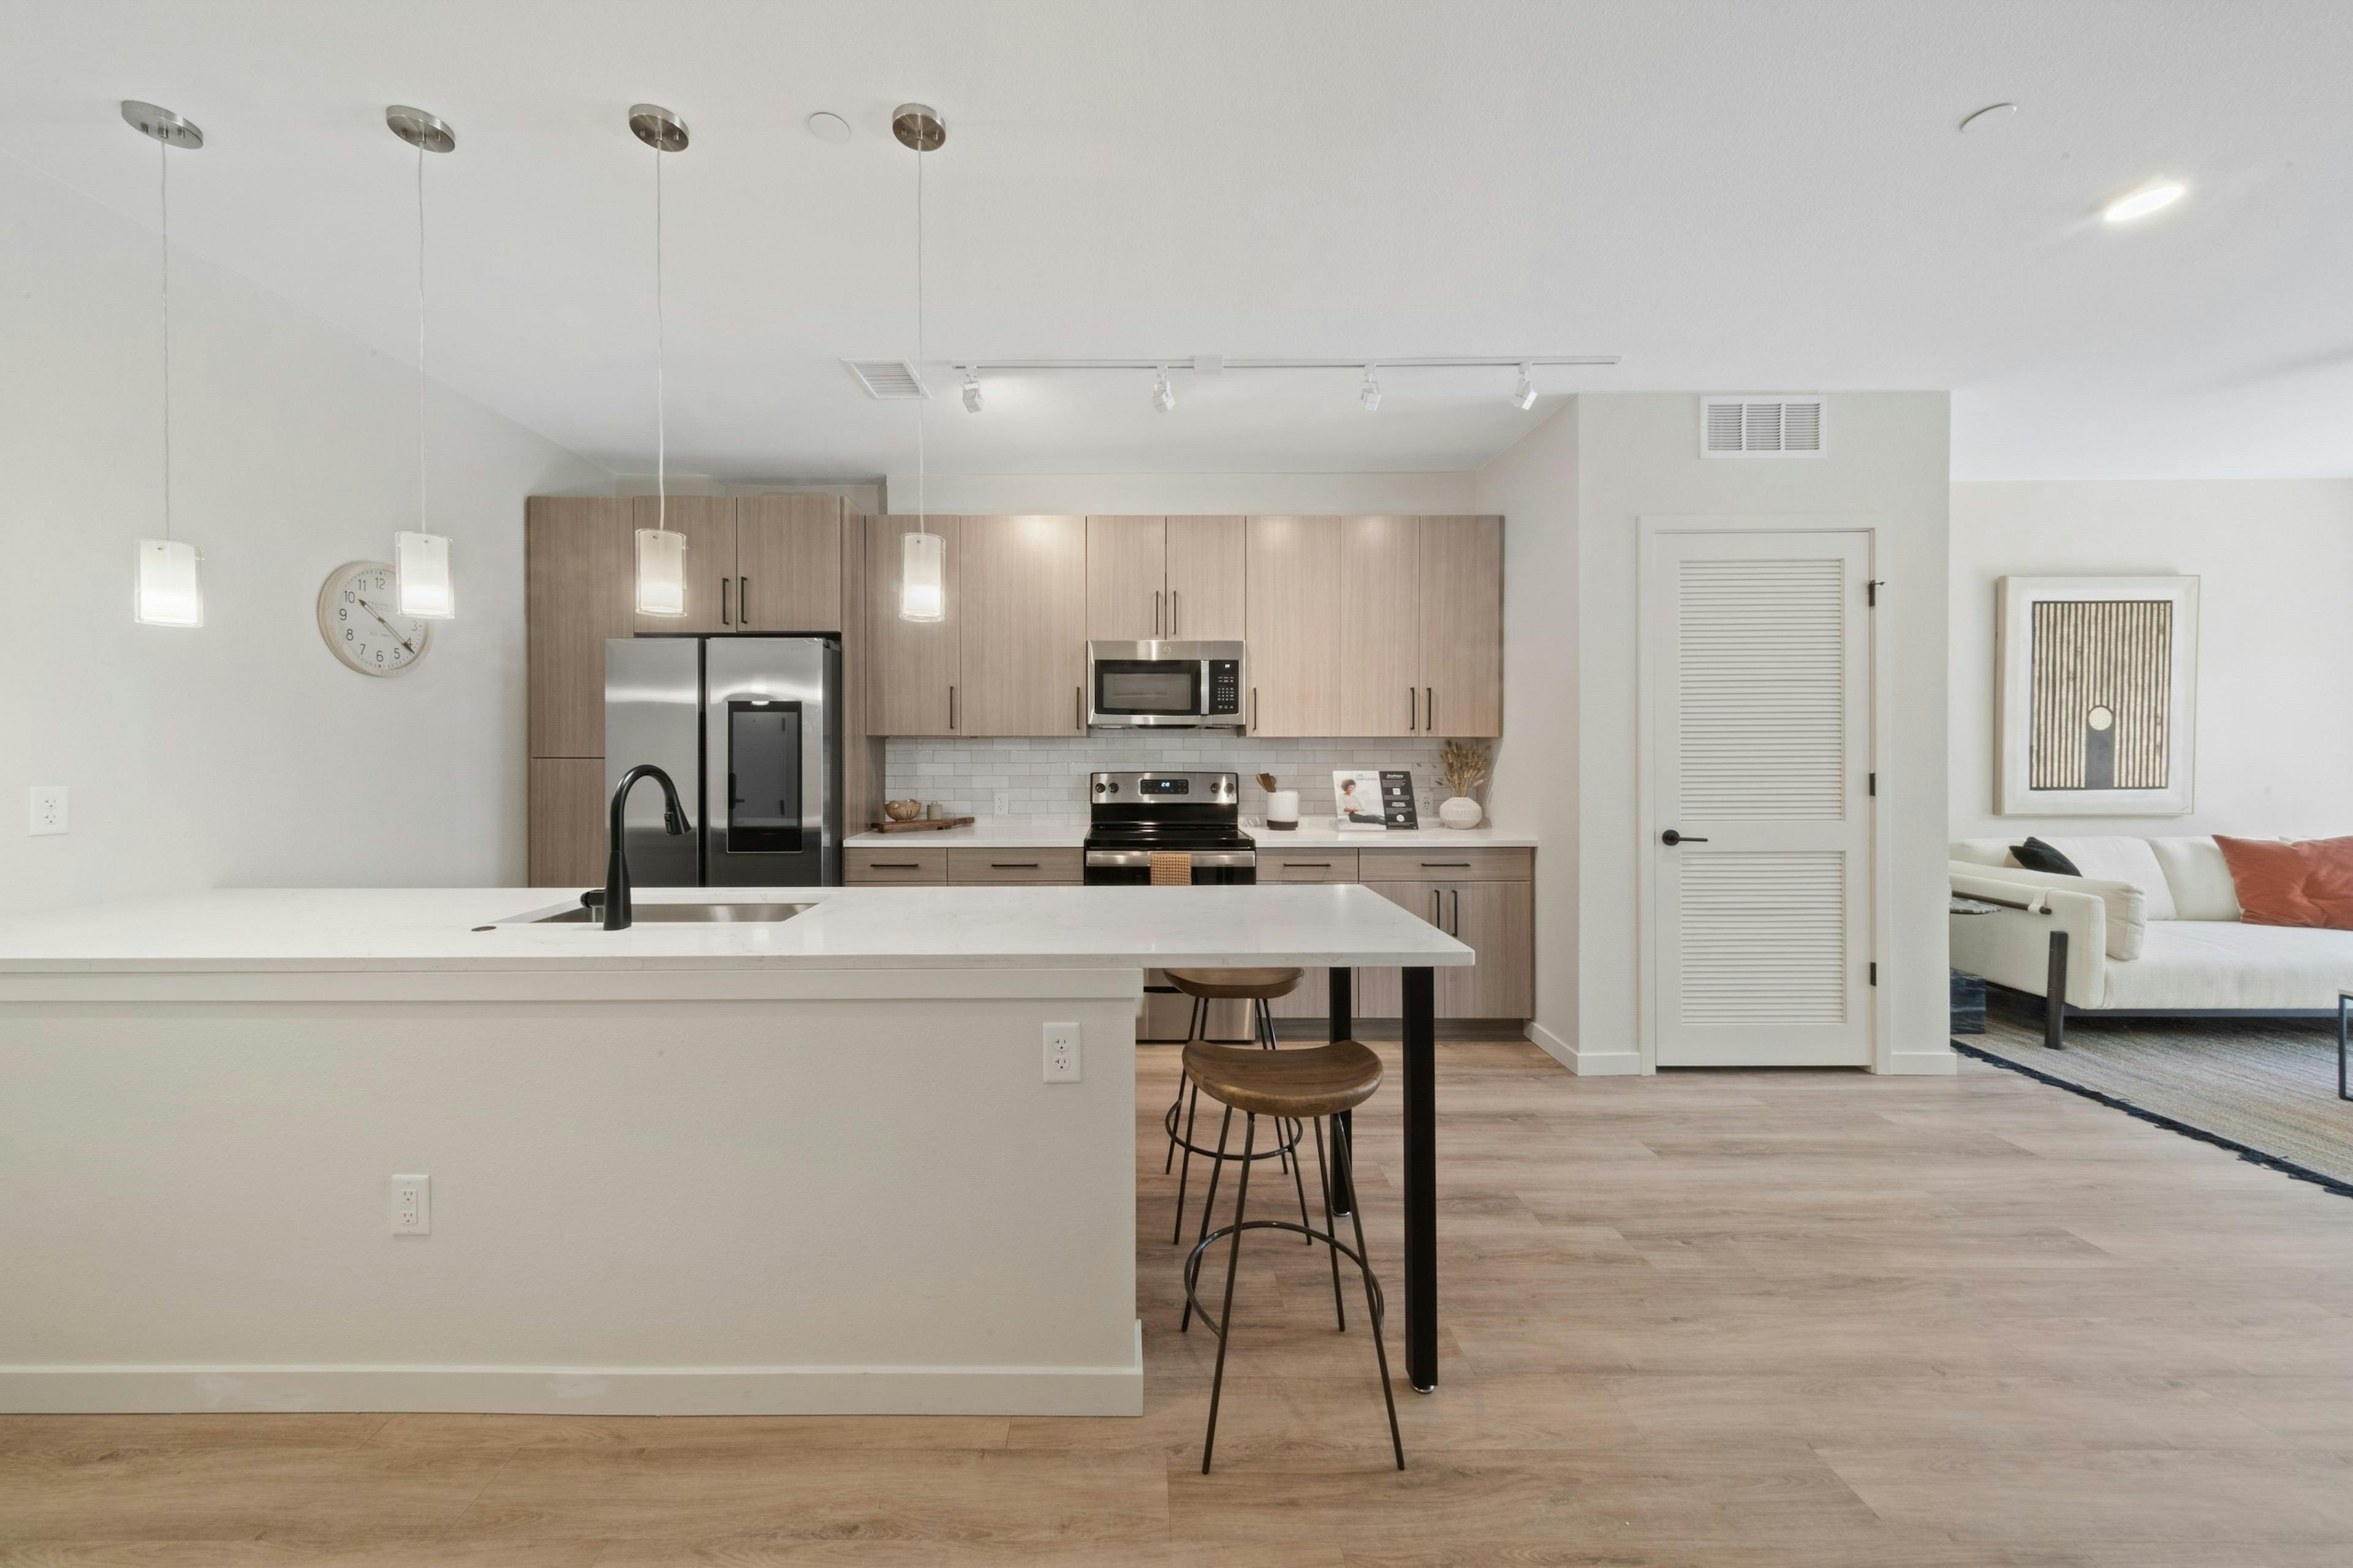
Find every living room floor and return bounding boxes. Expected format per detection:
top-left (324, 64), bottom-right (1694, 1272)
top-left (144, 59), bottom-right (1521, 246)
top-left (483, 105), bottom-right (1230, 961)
top-left (5, 1043), bottom-right (2352, 1566)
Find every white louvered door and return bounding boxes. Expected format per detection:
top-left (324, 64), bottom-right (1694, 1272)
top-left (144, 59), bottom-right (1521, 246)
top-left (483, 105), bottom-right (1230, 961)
top-left (1647, 530), bottom-right (1872, 1067)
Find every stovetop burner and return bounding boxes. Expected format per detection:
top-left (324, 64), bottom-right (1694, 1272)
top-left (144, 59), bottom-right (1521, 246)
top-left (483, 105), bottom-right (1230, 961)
top-left (1082, 820), bottom-right (1254, 850)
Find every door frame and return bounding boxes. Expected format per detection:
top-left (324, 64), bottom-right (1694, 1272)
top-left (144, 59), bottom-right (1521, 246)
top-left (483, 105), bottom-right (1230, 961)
top-left (1634, 515), bottom-right (1894, 1074)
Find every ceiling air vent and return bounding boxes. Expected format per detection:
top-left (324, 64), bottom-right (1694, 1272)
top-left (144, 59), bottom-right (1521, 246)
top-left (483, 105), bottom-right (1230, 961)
top-left (844, 360), bottom-right (931, 400)
top-left (1701, 395), bottom-right (1826, 458)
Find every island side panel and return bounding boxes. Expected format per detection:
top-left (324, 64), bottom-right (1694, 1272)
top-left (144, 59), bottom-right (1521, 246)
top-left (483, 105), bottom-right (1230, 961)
top-left (0, 972), bottom-right (1140, 1416)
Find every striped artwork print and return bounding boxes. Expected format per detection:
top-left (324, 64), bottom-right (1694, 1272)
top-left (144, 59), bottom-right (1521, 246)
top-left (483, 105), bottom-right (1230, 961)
top-left (2028, 599), bottom-right (2172, 790)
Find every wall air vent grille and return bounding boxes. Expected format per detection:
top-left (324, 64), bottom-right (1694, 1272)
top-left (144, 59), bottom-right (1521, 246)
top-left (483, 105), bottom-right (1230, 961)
top-left (1701, 395), bottom-right (1827, 458)
top-left (846, 360), bottom-right (931, 400)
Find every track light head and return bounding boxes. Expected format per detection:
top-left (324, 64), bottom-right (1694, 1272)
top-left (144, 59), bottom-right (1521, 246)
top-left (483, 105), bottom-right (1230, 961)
top-left (1360, 366), bottom-right (1382, 413)
top-left (1152, 366), bottom-right (1175, 414)
top-left (960, 369), bottom-right (982, 414)
top-left (1512, 363), bottom-right (1538, 411)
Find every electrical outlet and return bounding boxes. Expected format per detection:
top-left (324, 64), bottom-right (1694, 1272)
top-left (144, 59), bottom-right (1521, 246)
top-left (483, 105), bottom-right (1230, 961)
top-left (388, 1174), bottom-right (431, 1235)
top-left (1042, 1022), bottom-right (1082, 1083)
top-left (27, 786), bottom-right (67, 836)
top-left (993, 790), bottom-right (1011, 816)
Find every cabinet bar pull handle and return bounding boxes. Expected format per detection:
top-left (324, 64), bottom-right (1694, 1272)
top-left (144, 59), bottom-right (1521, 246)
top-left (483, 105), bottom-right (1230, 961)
top-left (1421, 862), bottom-right (1472, 868)
top-left (949, 685), bottom-right (957, 731)
top-left (721, 577), bottom-right (731, 626)
top-left (1154, 589), bottom-right (1162, 636)
top-left (1430, 889), bottom-right (1441, 924)
top-left (1171, 590), bottom-right (1179, 635)
top-left (1076, 684), bottom-right (1083, 731)
top-left (1287, 861), bottom-right (1332, 867)
top-left (1408, 686), bottom-right (1417, 730)
top-left (739, 575), bottom-right (749, 621)
top-left (1249, 686), bottom-right (1257, 731)
top-left (872, 862), bottom-right (920, 869)
top-left (993, 862), bottom-right (1040, 869)
top-left (1427, 686), bottom-right (1434, 732)
top-left (1450, 887), bottom-right (1461, 936)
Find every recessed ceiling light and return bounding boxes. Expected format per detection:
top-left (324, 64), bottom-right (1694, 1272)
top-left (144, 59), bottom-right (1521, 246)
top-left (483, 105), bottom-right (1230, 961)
top-left (2102, 179), bottom-right (2187, 224)
top-left (805, 112), bottom-right (851, 143)
top-left (1957, 102), bottom-right (2018, 134)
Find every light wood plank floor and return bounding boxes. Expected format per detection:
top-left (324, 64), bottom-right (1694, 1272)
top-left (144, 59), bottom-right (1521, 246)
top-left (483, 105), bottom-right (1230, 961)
top-left (7, 1043), bottom-right (2353, 1566)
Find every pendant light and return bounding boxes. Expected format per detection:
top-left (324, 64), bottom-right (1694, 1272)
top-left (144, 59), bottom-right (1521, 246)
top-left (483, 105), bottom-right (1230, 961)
top-left (387, 106), bottom-right (457, 618)
top-left (123, 101), bottom-right (204, 627)
top-left (630, 104), bottom-right (689, 618)
top-left (893, 103), bottom-right (945, 623)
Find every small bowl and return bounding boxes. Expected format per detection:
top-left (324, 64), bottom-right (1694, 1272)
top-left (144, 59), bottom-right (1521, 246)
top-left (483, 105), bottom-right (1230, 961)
top-left (882, 799), bottom-right (923, 822)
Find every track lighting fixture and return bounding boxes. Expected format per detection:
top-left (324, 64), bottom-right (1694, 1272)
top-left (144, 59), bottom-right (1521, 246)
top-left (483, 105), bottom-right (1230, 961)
top-left (1153, 366), bottom-right (1175, 414)
top-left (1512, 363), bottom-right (1539, 411)
top-left (1360, 366), bottom-right (1382, 413)
top-left (961, 369), bottom-right (982, 414)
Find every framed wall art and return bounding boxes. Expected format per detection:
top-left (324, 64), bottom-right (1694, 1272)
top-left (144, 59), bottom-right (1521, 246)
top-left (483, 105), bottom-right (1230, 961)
top-left (1996, 575), bottom-right (2199, 816)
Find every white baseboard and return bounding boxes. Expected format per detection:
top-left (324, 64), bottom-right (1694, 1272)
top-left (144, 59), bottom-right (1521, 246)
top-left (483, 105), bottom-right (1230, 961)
top-left (0, 1324), bottom-right (1145, 1417)
top-left (1525, 1021), bottom-right (1645, 1076)
top-left (1882, 1047), bottom-right (1960, 1077)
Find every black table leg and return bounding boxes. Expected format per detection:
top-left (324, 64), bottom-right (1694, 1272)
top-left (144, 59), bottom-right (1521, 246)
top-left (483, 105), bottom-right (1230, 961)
top-left (1328, 968), bottom-right (1355, 1216)
top-left (1401, 965), bottom-right (1437, 1393)
top-left (2339, 995), bottom-right (2349, 1102)
top-left (2044, 930), bottom-right (2069, 1050)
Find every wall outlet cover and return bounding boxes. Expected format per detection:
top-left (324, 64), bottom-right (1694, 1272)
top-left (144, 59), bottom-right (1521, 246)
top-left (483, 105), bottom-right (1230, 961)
top-left (388, 1174), bottom-right (431, 1235)
top-left (28, 786), bottom-right (67, 836)
top-left (1043, 1022), bottom-right (1082, 1083)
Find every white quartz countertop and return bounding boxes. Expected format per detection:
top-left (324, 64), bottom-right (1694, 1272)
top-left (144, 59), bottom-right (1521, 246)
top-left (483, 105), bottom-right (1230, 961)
top-left (0, 885), bottom-right (1475, 974)
top-left (843, 820), bottom-right (1537, 850)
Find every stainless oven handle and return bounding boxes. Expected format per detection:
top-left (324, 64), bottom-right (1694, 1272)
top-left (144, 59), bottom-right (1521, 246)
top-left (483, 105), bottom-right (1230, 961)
top-left (1085, 849), bottom-right (1256, 869)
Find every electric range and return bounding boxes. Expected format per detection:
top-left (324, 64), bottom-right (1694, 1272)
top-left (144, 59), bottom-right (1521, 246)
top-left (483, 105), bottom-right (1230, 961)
top-left (1082, 770), bottom-right (1257, 885)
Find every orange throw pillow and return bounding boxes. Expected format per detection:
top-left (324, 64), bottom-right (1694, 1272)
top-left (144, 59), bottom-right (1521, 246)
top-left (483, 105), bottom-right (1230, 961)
top-left (2215, 836), bottom-right (2353, 930)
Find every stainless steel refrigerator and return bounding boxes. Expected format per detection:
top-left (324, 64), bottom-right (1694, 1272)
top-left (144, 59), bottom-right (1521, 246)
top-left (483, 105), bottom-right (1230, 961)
top-left (604, 636), bottom-right (843, 888)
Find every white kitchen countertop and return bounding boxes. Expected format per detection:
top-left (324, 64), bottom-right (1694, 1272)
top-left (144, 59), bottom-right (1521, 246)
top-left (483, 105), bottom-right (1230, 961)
top-left (0, 884), bottom-right (1474, 975)
top-left (844, 819), bottom-right (1537, 850)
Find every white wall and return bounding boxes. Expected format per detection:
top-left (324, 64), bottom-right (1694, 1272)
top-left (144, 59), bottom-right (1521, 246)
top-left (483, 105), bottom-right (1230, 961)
top-left (882, 471), bottom-right (1477, 515)
top-left (1950, 479), bottom-right (2353, 842)
top-left (1471, 404), bottom-right (1579, 1061)
top-left (1478, 392), bottom-right (1952, 1075)
top-left (0, 157), bottom-right (608, 918)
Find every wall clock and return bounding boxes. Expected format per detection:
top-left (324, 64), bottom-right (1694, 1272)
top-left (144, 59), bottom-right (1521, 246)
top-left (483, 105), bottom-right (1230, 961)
top-left (317, 561), bottom-right (433, 676)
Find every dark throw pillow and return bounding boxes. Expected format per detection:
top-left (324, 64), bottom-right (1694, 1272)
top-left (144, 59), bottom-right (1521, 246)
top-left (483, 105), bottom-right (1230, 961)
top-left (2009, 837), bottom-right (2082, 877)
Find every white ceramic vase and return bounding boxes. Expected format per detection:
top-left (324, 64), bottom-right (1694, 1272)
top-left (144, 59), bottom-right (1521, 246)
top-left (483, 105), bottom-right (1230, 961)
top-left (1438, 794), bottom-right (1483, 830)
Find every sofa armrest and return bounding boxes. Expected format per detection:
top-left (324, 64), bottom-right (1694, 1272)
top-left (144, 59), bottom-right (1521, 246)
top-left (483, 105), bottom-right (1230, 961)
top-left (1947, 860), bottom-right (2146, 961)
top-left (1950, 870), bottom-right (2110, 1007)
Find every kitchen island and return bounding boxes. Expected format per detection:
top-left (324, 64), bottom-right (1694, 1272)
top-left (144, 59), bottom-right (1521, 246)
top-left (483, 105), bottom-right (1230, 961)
top-left (0, 885), bottom-right (1467, 1417)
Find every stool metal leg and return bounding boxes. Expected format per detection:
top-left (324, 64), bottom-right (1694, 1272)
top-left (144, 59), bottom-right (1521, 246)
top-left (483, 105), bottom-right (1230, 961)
top-left (1164, 994), bottom-right (1206, 1173)
top-left (1170, 1079), bottom-right (1203, 1244)
top-left (1201, 1112), bottom-right (1257, 1474)
top-left (1181, 1104), bottom-right (1234, 1333)
top-left (1336, 1114), bottom-right (1406, 1471)
top-left (1312, 1115), bottom-right (1346, 1331)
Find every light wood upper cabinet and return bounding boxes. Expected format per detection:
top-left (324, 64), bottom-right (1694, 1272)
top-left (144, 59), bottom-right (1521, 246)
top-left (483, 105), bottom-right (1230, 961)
top-left (1164, 515), bottom-right (1245, 640)
top-left (962, 515), bottom-right (1088, 737)
top-left (526, 496), bottom-right (633, 759)
top-left (736, 494), bottom-right (843, 631)
top-left (1419, 515), bottom-right (1504, 738)
top-left (865, 515), bottom-right (963, 736)
top-left (1244, 516), bottom-right (1343, 737)
top-left (1085, 516), bottom-right (1167, 640)
top-left (630, 496), bottom-right (737, 634)
top-left (1339, 515), bottom-right (1423, 738)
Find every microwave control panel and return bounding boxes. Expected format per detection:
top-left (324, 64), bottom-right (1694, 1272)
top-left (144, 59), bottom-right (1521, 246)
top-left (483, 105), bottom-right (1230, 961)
top-left (1206, 659), bottom-right (1242, 716)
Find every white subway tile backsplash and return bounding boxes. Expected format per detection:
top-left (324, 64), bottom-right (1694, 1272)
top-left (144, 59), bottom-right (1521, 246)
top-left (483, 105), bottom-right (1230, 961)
top-left (884, 734), bottom-right (1456, 822)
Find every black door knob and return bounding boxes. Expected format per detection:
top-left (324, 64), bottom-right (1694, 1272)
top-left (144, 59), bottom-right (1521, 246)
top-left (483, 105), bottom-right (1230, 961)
top-left (1660, 830), bottom-right (1710, 846)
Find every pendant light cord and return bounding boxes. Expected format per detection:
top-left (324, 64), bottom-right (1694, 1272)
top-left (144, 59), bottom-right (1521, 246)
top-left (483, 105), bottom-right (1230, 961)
top-left (159, 134), bottom-right (172, 542)
top-left (914, 142), bottom-right (925, 536)
top-left (415, 142), bottom-right (428, 536)
top-left (655, 143), bottom-right (667, 534)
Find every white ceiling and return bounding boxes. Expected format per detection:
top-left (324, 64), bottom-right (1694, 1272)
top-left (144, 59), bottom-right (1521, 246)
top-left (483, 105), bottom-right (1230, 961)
top-left (7, 0), bottom-right (2352, 482)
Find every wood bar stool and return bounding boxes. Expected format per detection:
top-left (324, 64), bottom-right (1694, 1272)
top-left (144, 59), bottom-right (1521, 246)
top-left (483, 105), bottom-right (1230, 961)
top-left (1162, 968), bottom-right (1312, 1248)
top-left (1177, 1039), bottom-right (1404, 1473)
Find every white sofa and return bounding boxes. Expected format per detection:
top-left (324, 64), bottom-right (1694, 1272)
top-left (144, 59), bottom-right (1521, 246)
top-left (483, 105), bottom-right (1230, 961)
top-left (1949, 835), bottom-right (2353, 1042)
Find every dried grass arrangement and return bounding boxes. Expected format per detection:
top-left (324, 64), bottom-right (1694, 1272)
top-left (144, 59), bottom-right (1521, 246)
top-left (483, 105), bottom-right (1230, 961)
top-left (1437, 739), bottom-right (1490, 798)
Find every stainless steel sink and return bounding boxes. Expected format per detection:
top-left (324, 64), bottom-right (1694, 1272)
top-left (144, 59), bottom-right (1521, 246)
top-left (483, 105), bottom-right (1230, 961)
top-left (532, 901), bottom-right (814, 924)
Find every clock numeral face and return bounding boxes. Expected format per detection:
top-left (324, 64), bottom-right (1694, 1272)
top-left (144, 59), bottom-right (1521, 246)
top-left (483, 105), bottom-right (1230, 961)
top-left (321, 563), bottom-right (430, 676)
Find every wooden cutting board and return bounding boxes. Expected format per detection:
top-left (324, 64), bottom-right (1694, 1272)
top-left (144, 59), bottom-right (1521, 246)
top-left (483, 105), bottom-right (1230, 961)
top-left (865, 816), bottom-right (977, 833)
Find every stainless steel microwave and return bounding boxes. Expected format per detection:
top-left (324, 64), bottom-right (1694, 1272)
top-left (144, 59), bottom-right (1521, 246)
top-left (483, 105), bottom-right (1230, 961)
top-left (1085, 640), bottom-right (1247, 729)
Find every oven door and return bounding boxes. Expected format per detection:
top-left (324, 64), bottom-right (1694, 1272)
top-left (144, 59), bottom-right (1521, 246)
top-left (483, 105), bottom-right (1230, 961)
top-left (1088, 657), bottom-right (1205, 727)
top-left (1082, 849), bottom-right (1257, 886)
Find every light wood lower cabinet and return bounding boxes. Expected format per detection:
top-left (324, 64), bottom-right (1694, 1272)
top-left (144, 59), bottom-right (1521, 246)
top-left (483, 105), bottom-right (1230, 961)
top-left (946, 847), bottom-right (1083, 885)
top-left (1357, 879), bottom-right (1534, 1019)
top-left (845, 846), bottom-right (949, 884)
top-left (528, 759), bottom-right (608, 887)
